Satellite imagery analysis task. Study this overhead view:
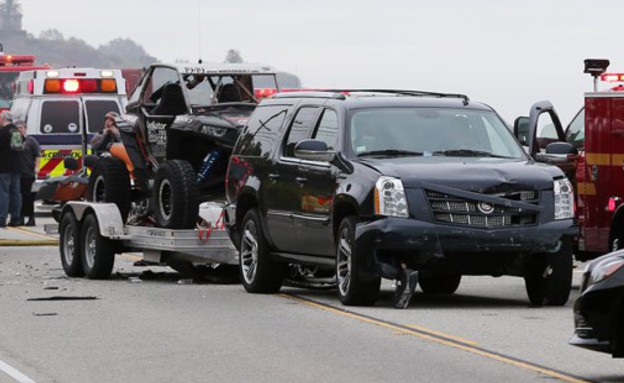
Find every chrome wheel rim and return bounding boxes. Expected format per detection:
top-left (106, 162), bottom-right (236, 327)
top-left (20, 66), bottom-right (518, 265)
top-left (62, 222), bottom-right (75, 265)
top-left (241, 220), bottom-right (258, 284)
top-left (614, 238), bottom-right (620, 252)
top-left (337, 226), bottom-right (352, 296)
top-left (93, 175), bottom-right (105, 202)
top-left (84, 226), bottom-right (96, 270)
top-left (159, 179), bottom-right (172, 220)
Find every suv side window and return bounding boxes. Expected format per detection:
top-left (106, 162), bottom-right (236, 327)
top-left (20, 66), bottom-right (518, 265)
top-left (313, 109), bottom-right (339, 150)
top-left (566, 107), bottom-right (585, 149)
top-left (238, 105), bottom-right (289, 158)
top-left (284, 106), bottom-right (320, 157)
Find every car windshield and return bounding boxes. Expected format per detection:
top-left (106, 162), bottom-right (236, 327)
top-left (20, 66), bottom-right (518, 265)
top-left (0, 72), bottom-right (19, 109)
top-left (349, 107), bottom-right (525, 159)
top-left (182, 73), bottom-right (278, 107)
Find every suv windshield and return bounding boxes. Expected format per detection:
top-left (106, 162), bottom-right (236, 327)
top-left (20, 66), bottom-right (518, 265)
top-left (0, 72), bottom-right (19, 109)
top-left (349, 107), bottom-right (525, 159)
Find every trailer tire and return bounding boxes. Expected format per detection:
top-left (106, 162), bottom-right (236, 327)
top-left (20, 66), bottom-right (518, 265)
top-left (88, 157), bottom-right (130, 222)
top-left (525, 238), bottom-right (573, 306)
top-left (80, 214), bottom-right (115, 279)
top-left (59, 212), bottom-right (83, 277)
top-left (419, 272), bottom-right (461, 295)
top-left (153, 160), bottom-right (199, 229)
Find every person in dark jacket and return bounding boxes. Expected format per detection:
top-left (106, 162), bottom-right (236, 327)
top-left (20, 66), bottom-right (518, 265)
top-left (0, 111), bottom-right (21, 227)
top-left (90, 112), bottom-right (121, 154)
top-left (16, 121), bottom-right (40, 226)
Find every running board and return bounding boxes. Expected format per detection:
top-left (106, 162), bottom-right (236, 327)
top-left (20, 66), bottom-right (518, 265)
top-left (271, 252), bottom-right (335, 268)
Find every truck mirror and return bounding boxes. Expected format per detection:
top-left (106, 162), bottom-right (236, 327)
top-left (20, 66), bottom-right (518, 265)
top-left (545, 142), bottom-right (578, 156)
top-left (513, 116), bottom-right (530, 146)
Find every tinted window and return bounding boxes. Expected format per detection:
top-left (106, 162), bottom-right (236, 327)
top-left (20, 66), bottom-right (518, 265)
top-left (238, 105), bottom-right (289, 158)
top-left (313, 109), bottom-right (339, 150)
top-left (40, 100), bottom-right (80, 134)
top-left (85, 100), bottom-right (121, 133)
top-left (566, 108), bottom-right (584, 148)
top-left (284, 107), bottom-right (319, 157)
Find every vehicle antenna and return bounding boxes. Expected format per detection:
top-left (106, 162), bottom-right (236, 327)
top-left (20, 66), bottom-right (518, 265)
top-left (197, 0), bottom-right (203, 64)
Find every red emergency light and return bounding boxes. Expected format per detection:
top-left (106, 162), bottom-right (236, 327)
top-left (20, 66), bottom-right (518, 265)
top-left (608, 197), bottom-right (621, 212)
top-left (44, 78), bottom-right (118, 94)
top-left (254, 88), bottom-right (278, 99)
top-left (600, 73), bottom-right (624, 82)
top-left (0, 54), bottom-right (36, 67)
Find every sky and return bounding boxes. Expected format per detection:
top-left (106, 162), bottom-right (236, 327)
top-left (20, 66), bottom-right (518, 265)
top-left (19, 0), bottom-right (624, 123)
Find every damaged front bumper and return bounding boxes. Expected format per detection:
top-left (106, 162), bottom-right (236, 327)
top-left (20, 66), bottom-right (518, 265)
top-left (354, 217), bottom-right (577, 279)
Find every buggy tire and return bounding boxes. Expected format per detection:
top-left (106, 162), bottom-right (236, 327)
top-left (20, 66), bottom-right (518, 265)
top-left (525, 238), bottom-right (573, 306)
top-left (419, 272), bottom-right (461, 295)
top-left (153, 160), bottom-right (199, 229)
top-left (336, 216), bottom-right (381, 306)
top-left (80, 214), bottom-right (115, 279)
top-left (239, 209), bottom-right (285, 293)
top-left (87, 157), bottom-right (130, 222)
top-left (59, 212), bottom-right (83, 277)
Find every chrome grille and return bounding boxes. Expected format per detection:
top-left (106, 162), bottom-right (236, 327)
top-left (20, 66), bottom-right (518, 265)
top-left (426, 190), bottom-right (538, 228)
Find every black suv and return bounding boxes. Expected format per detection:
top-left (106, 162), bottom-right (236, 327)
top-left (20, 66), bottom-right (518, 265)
top-left (225, 90), bottom-right (578, 307)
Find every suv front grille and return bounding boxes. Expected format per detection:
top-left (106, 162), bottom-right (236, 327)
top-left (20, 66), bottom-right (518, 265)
top-left (426, 190), bottom-right (538, 228)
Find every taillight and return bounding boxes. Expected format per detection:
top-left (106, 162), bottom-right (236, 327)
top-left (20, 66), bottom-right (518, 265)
top-left (608, 197), bottom-right (621, 212)
top-left (600, 73), bottom-right (624, 82)
top-left (101, 79), bottom-right (117, 92)
top-left (27, 80), bottom-right (34, 94)
top-left (63, 79), bottom-right (80, 93)
top-left (254, 88), bottom-right (278, 99)
top-left (45, 79), bottom-right (61, 93)
top-left (81, 79), bottom-right (97, 93)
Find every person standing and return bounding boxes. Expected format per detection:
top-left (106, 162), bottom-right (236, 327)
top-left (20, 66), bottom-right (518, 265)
top-left (0, 111), bottom-right (22, 227)
top-left (16, 121), bottom-right (40, 226)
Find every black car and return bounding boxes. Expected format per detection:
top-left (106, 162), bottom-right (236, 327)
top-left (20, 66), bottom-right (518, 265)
top-left (225, 90), bottom-right (578, 307)
top-left (570, 250), bottom-right (624, 357)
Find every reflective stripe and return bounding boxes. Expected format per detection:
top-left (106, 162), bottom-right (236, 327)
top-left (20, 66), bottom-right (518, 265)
top-left (585, 153), bottom-right (624, 166)
top-left (37, 149), bottom-right (83, 178)
top-left (577, 182), bottom-right (597, 196)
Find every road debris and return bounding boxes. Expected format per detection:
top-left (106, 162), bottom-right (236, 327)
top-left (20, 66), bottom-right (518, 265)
top-left (27, 296), bottom-right (98, 301)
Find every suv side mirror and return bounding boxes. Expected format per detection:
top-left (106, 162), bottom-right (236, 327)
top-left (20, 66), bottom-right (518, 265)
top-left (513, 116), bottom-right (530, 146)
top-left (63, 156), bottom-right (79, 171)
top-left (294, 139), bottom-right (336, 162)
top-left (545, 142), bottom-right (578, 156)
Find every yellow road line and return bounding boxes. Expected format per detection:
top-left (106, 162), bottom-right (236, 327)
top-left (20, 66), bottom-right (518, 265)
top-left (281, 294), bottom-right (590, 383)
top-left (0, 239), bottom-right (58, 246)
top-left (6, 226), bottom-right (57, 241)
top-left (405, 324), bottom-right (479, 346)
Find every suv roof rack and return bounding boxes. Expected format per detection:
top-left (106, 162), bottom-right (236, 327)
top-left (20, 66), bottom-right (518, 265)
top-left (273, 89), bottom-right (470, 105)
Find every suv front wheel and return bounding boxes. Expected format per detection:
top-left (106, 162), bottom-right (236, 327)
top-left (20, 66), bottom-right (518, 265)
top-left (336, 216), bottom-right (381, 306)
top-left (239, 209), bottom-right (285, 293)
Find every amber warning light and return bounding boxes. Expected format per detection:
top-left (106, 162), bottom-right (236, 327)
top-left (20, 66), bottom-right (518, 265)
top-left (44, 78), bottom-right (117, 94)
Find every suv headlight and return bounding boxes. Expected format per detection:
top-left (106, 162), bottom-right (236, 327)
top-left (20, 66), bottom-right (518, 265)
top-left (374, 176), bottom-right (408, 217)
top-left (553, 178), bottom-right (574, 220)
top-left (202, 125), bottom-right (228, 137)
top-left (588, 257), bottom-right (624, 286)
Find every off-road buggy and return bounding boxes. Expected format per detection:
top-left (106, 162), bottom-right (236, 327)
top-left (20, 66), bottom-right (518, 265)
top-left (88, 63), bottom-right (279, 229)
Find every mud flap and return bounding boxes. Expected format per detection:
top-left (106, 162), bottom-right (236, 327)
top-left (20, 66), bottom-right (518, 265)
top-left (393, 264), bottom-right (418, 309)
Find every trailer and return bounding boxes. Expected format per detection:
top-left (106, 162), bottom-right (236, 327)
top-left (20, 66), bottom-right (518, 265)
top-left (57, 201), bottom-right (238, 279)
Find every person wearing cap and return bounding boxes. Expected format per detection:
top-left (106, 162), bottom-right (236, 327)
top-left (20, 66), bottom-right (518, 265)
top-left (90, 112), bottom-right (121, 154)
top-left (16, 120), bottom-right (40, 226)
top-left (0, 111), bottom-right (22, 227)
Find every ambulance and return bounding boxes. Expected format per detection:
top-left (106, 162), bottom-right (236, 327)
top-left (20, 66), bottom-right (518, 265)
top-left (10, 68), bottom-right (128, 192)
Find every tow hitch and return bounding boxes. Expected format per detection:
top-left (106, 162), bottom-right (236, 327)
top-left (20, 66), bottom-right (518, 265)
top-left (393, 263), bottom-right (418, 309)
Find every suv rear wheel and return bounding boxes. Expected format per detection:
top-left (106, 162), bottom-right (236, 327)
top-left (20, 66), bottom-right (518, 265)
top-left (610, 229), bottom-right (623, 252)
top-left (239, 209), bottom-right (285, 293)
top-left (524, 238), bottom-right (573, 306)
top-left (336, 216), bottom-right (381, 306)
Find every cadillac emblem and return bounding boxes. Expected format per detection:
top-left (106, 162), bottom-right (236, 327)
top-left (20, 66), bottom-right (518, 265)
top-left (477, 202), bottom-right (495, 214)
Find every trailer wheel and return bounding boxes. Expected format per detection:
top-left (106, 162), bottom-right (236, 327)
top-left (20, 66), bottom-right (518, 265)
top-left (80, 214), bottom-right (115, 279)
top-left (419, 272), bottom-right (461, 295)
top-left (336, 216), bottom-right (381, 306)
top-left (525, 238), bottom-right (573, 306)
top-left (88, 157), bottom-right (130, 222)
top-left (59, 212), bottom-right (83, 277)
top-left (153, 160), bottom-right (198, 229)
top-left (239, 209), bottom-right (285, 293)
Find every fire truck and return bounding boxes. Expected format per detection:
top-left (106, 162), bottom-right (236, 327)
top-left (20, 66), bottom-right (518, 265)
top-left (515, 59), bottom-right (624, 260)
top-left (0, 43), bottom-right (50, 112)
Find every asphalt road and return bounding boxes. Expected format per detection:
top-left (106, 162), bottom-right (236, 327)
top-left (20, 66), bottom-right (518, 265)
top-left (0, 221), bottom-right (622, 383)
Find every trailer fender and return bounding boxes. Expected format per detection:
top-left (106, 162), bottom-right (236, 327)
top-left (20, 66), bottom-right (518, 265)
top-left (62, 202), bottom-right (127, 239)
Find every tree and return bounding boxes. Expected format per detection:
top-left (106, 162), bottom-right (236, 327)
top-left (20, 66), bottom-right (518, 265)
top-left (225, 49), bottom-right (243, 63)
top-left (39, 28), bottom-right (65, 41)
top-left (0, 0), bottom-right (23, 32)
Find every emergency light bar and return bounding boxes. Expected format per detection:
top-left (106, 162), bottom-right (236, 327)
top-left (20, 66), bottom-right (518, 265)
top-left (0, 54), bottom-right (36, 66)
top-left (44, 78), bottom-right (117, 94)
top-left (600, 73), bottom-right (624, 82)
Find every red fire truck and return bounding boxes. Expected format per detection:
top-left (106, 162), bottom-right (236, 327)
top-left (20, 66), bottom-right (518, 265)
top-left (0, 44), bottom-right (50, 113)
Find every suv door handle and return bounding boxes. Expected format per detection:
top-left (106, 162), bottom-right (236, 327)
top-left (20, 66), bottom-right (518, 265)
top-left (268, 173), bottom-right (280, 182)
top-left (295, 177), bottom-right (308, 185)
